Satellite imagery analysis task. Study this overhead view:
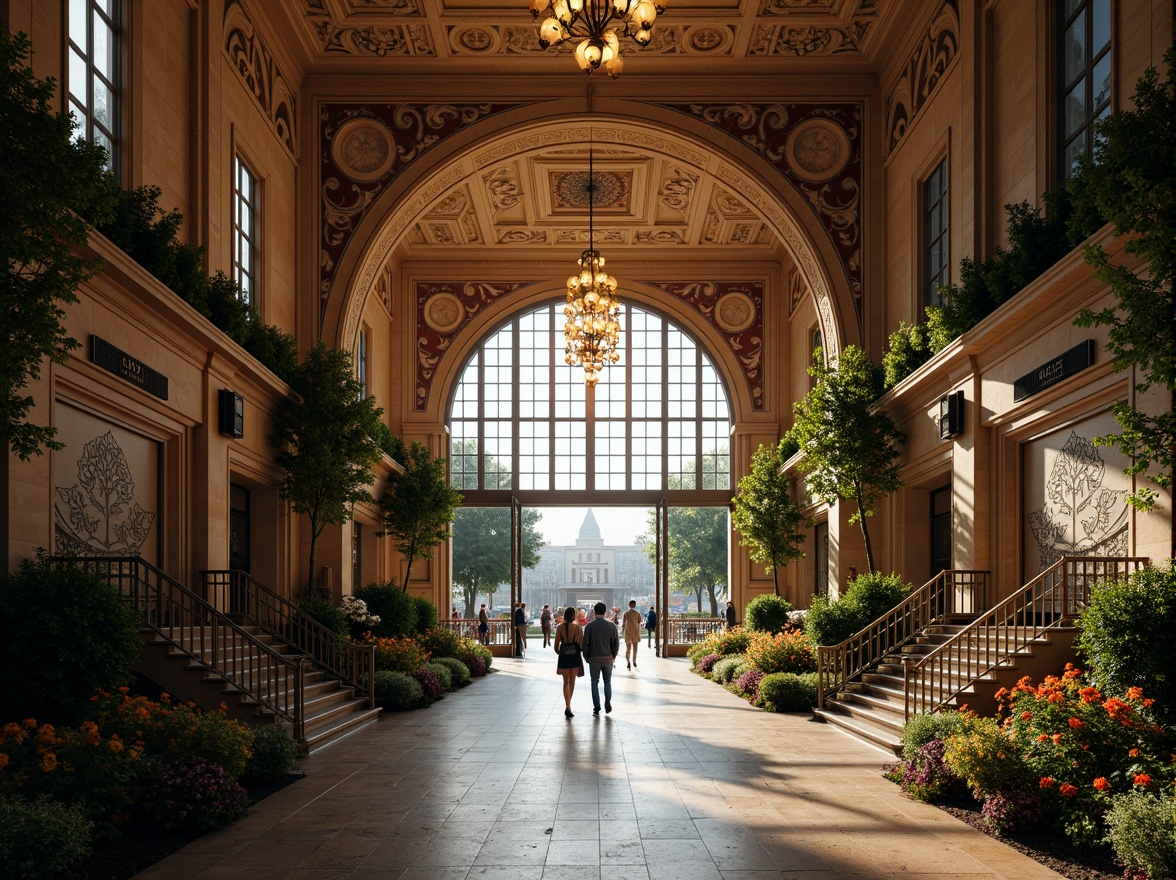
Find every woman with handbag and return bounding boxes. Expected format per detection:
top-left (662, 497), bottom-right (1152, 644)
top-left (553, 606), bottom-right (584, 718)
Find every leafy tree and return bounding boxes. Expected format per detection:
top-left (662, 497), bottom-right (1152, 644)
top-left (1070, 51), bottom-right (1176, 510)
top-left (0, 29), bottom-right (117, 459)
top-left (378, 441), bottom-right (463, 589)
top-left (451, 506), bottom-right (544, 615)
top-left (731, 440), bottom-right (805, 596)
top-left (791, 346), bottom-right (904, 574)
top-left (271, 343), bottom-right (384, 594)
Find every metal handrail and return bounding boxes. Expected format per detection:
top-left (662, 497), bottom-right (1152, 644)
top-left (668, 617), bottom-right (725, 645)
top-left (816, 570), bottom-right (990, 709)
top-left (903, 556), bottom-right (1148, 720)
top-left (439, 618), bottom-right (513, 645)
top-left (62, 556), bottom-right (306, 738)
top-left (202, 569), bottom-right (375, 710)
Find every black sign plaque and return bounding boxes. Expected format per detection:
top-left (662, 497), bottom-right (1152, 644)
top-left (1013, 340), bottom-right (1094, 402)
top-left (91, 336), bottom-right (169, 400)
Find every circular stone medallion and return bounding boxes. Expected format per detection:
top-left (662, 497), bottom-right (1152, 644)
top-left (332, 118), bottom-right (396, 183)
top-left (715, 291), bottom-right (756, 333)
top-left (424, 292), bottom-right (466, 334)
top-left (784, 119), bottom-right (850, 183)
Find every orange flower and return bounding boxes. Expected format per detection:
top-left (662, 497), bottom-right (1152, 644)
top-left (1052, 733), bottom-right (1064, 744)
top-left (1039, 777), bottom-right (1056, 789)
top-left (1047, 692), bottom-right (1065, 704)
top-left (1068, 717), bottom-right (1083, 729)
top-left (1020, 711), bottom-right (1032, 720)
top-left (994, 688), bottom-right (1008, 700)
top-left (1126, 686), bottom-right (1144, 701)
top-left (1133, 773), bottom-right (1152, 789)
top-left (1079, 687), bottom-right (1102, 704)
top-left (1059, 783), bottom-right (1078, 797)
top-left (79, 721), bottom-right (101, 746)
top-left (1129, 748), bottom-right (1140, 757)
top-left (21, 718), bottom-right (36, 729)
top-left (1036, 734), bottom-right (1050, 742)
top-left (0, 753), bottom-right (9, 771)
top-left (40, 752), bottom-right (58, 772)
top-left (1093, 777), bottom-right (1110, 791)
top-left (108, 739), bottom-right (124, 753)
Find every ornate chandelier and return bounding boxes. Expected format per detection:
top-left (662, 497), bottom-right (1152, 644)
top-left (563, 148), bottom-right (621, 386)
top-left (528, 0), bottom-right (666, 77)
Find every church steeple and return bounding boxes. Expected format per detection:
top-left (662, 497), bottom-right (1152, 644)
top-left (576, 508), bottom-right (604, 547)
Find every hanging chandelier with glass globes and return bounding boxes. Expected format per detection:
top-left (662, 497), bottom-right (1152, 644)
top-left (564, 150), bottom-right (622, 386)
top-left (528, 0), bottom-right (666, 77)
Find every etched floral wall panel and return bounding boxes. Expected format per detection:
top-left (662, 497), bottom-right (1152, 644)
top-left (1022, 411), bottom-right (1129, 581)
top-left (53, 404), bottom-right (159, 564)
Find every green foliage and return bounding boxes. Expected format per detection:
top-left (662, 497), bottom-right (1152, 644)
top-left (452, 639), bottom-right (493, 675)
top-left (744, 630), bottom-right (816, 675)
top-left (371, 421), bottom-right (406, 463)
top-left (0, 559), bottom-right (141, 723)
top-left (743, 594), bottom-right (793, 633)
top-left (791, 346), bottom-right (903, 573)
top-left (417, 626), bottom-right (463, 658)
top-left (0, 795), bottom-right (93, 879)
top-left (425, 661), bottom-right (454, 691)
top-left (364, 635), bottom-right (430, 673)
top-left (756, 672), bottom-right (819, 712)
top-left (1070, 52), bottom-right (1176, 509)
top-left (732, 443), bottom-right (805, 596)
top-left (271, 343), bottom-right (385, 593)
top-left (1075, 561), bottom-right (1176, 728)
top-left (432, 656), bottom-right (472, 688)
top-left (942, 716), bottom-right (1024, 797)
top-left (243, 724), bottom-right (299, 781)
top-left (711, 655), bottom-right (746, 684)
top-left (373, 670), bottom-right (423, 711)
top-left (881, 309), bottom-right (957, 390)
top-left (901, 711), bottom-right (969, 760)
top-left (1104, 791), bottom-right (1176, 880)
top-left (663, 505), bottom-right (730, 614)
top-left (297, 594), bottom-right (349, 639)
top-left (687, 628), bottom-right (754, 665)
top-left (802, 572), bottom-right (910, 646)
top-left (0, 29), bottom-right (117, 459)
top-left (379, 441), bottom-right (464, 589)
top-left (803, 593), bottom-right (863, 646)
top-left (412, 596), bottom-right (439, 634)
top-left (354, 582), bottom-right (416, 638)
top-left (451, 503), bottom-right (544, 614)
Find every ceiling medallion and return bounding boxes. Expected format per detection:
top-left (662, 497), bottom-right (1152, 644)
top-left (424, 292), bottom-right (466, 334)
top-left (784, 118), bottom-right (850, 183)
top-left (528, 0), bottom-right (667, 77)
top-left (331, 118), bottom-right (396, 182)
top-left (564, 145), bottom-right (622, 386)
top-left (715, 291), bottom-right (757, 333)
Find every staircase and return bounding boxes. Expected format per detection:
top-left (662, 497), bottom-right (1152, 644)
top-left (63, 558), bottom-right (379, 754)
top-left (813, 558), bottom-right (1147, 754)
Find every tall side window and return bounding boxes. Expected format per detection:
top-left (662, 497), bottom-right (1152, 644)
top-left (232, 156), bottom-right (259, 305)
top-left (1058, 0), bottom-right (1112, 179)
top-left (68, 0), bottom-right (119, 170)
top-left (922, 157), bottom-right (949, 309)
top-left (357, 327), bottom-right (369, 399)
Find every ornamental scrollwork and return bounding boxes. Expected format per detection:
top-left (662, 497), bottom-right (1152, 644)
top-left (886, 0), bottom-right (959, 155)
top-left (223, 1), bottom-right (296, 157)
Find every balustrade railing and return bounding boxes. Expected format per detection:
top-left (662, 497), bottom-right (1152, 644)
top-left (903, 556), bottom-right (1147, 720)
top-left (668, 617), bottom-right (725, 645)
top-left (816, 570), bottom-right (989, 710)
top-left (62, 557), bottom-right (306, 738)
top-left (439, 618), bottom-right (513, 645)
top-left (202, 570), bottom-right (375, 709)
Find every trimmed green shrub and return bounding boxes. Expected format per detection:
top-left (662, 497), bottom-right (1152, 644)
top-left (1104, 791), bottom-right (1176, 880)
top-left (744, 594), bottom-right (793, 633)
top-left (244, 724), bottom-right (299, 781)
top-left (803, 593), bottom-right (862, 646)
top-left (418, 626), bottom-right (463, 658)
top-left (0, 795), bottom-right (93, 880)
top-left (901, 711), bottom-right (969, 761)
top-left (845, 571), bottom-right (910, 622)
top-left (411, 596), bottom-right (439, 634)
top-left (756, 672), bottom-right (818, 712)
top-left (425, 661), bottom-right (453, 691)
top-left (374, 670), bottom-right (423, 711)
top-left (1076, 561), bottom-right (1176, 727)
top-left (943, 716), bottom-right (1024, 798)
top-left (354, 582), bottom-right (417, 638)
top-left (432, 656), bottom-right (471, 688)
top-left (687, 628), bottom-right (753, 665)
top-left (452, 639), bottom-right (492, 675)
top-left (0, 558), bottom-right (142, 723)
top-left (712, 655), bottom-right (745, 684)
top-left (298, 594), bottom-right (348, 639)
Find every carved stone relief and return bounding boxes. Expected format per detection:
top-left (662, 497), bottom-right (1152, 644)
top-left (886, 0), bottom-right (959, 155)
top-left (223, 1), bottom-right (297, 157)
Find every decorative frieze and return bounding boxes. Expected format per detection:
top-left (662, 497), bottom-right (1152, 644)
top-left (885, 0), bottom-right (959, 155)
top-left (223, 1), bottom-right (297, 157)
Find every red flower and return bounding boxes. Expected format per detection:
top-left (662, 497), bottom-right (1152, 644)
top-left (1068, 717), bottom-right (1084, 729)
top-left (1039, 777), bottom-right (1056, 789)
top-left (1052, 733), bottom-right (1064, 744)
top-left (1133, 773), bottom-right (1152, 789)
top-left (1059, 783), bottom-right (1078, 798)
top-left (1020, 711), bottom-right (1032, 720)
top-left (1093, 777), bottom-right (1110, 791)
top-left (1036, 734), bottom-right (1049, 742)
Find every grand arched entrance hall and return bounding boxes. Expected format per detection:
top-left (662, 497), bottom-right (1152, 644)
top-left (134, 656), bottom-right (1062, 879)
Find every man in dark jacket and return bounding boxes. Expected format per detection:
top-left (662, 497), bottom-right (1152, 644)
top-left (725, 601), bottom-right (737, 630)
top-left (645, 605), bottom-right (658, 655)
top-left (513, 602), bottom-right (528, 657)
top-left (540, 604), bottom-right (553, 648)
top-left (582, 602), bottom-right (619, 714)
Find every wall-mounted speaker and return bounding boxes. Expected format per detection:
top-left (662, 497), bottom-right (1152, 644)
top-left (939, 390), bottom-right (963, 440)
top-left (218, 389), bottom-right (244, 438)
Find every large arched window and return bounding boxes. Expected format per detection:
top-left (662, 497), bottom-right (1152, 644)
top-left (449, 302), bottom-right (731, 496)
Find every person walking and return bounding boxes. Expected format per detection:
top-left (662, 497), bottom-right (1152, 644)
top-left (645, 605), bottom-right (658, 656)
top-left (582, 602), bottom-right (619, 715)
top-left (725, 600), bottom-right (737, 630)
top-left (478, 604), bottom-right (490, 646)
top-left (621, 599), bottom-right (643, 670)
top-left (553, 606), bottom-right (584, 718)
top-left (513, 602), bottom-right (528, 657)
top-left (540, 604), bottom-right (553, 648)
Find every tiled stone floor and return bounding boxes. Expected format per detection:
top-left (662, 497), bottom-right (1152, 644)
top-left (135, 648), bottom-right (1063, 879)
